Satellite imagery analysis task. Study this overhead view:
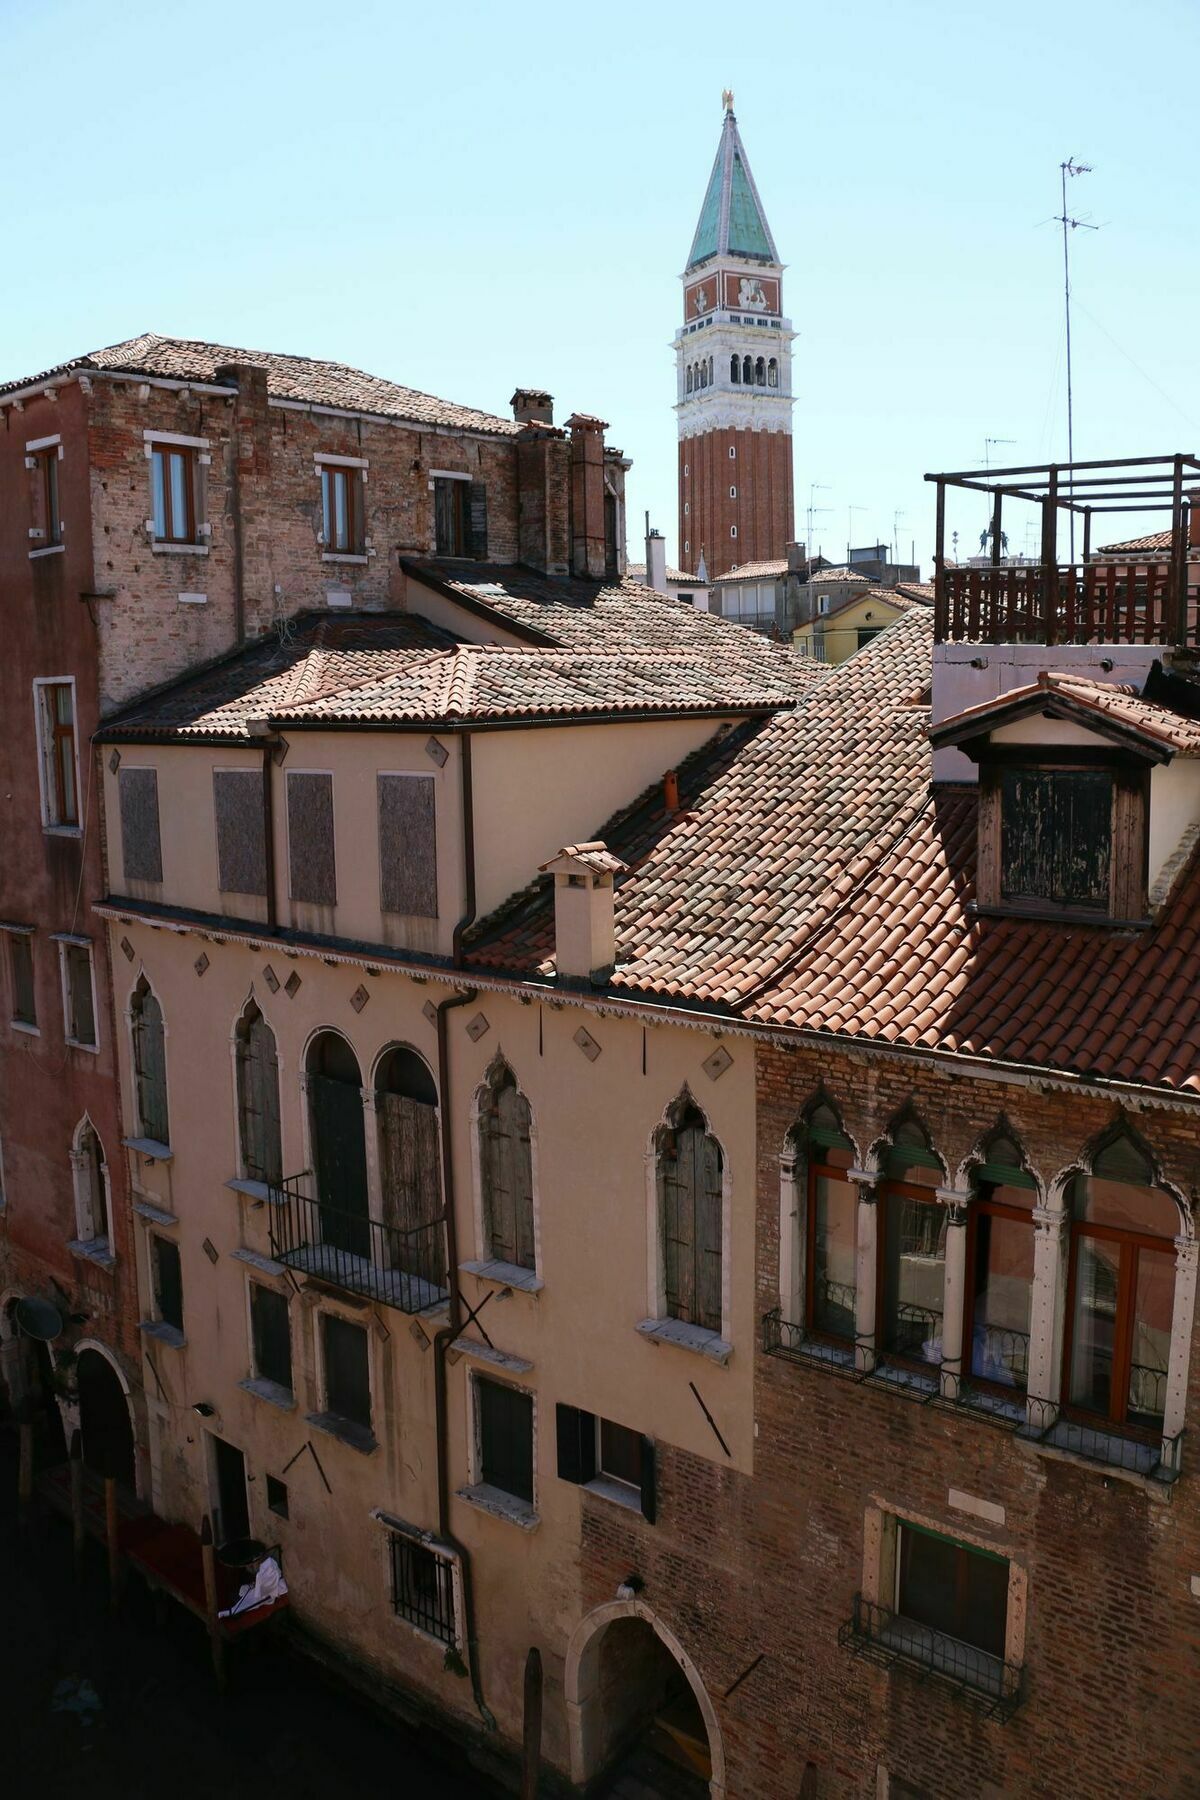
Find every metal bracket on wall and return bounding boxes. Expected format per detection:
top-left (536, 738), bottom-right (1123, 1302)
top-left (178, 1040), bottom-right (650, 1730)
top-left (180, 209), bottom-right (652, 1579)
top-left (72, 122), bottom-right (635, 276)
top-left (688, 1379), bottom-right (732, 1458)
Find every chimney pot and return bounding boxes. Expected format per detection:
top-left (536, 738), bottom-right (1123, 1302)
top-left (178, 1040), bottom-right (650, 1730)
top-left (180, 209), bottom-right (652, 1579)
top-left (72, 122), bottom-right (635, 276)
top-left (645, 527), bottom-right (668, 594)
top-left (511, 388), bottom-right (554, 425)
top-left (663, 770), bottom-right (680, 813)
top-left (538, 842), bottom-right (628, 985)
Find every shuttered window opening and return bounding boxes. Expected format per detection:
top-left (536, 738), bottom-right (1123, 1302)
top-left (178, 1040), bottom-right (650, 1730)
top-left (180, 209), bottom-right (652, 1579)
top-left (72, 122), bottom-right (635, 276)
top-left (376, 1047), bottom-right (445, 1287)
top-left (478, 1377), bottom-right (534, 1504)
top-left (250, 1284), bottom-right (292, 1392)
top-left (1000, 768), bottom-right (1113, 911)
top-left (434, 478), bottom-right (487, 559)
top-left (37, 681), bottom-right (78, 827)
top-left (213, 770), bottom-right (268, 897)
top-left (236, 1002), bottom-right (282, 1186)
top-left (9, 934), bottom-right (36, 1027)
top-left (657, 1100), bottom-right (724, 1334)
top-left (479, 1063), bottom-right (535, 1272)
top-left (287, 772), bottom-right (336, 906)
top-left (119, 767), bottom-right (164, 884)
top-left (323, 1314), bottom-right (371, 1430)
top-left (378, 775), bottom-right (438, 917)
top-left (389, 1531), bottom-right (457, 1645)
top-left (154, 1236), bottom-right (184, 1332)
top-left (556, 1402), bottom-right (656, 1522)
top-left (63, 943), bottom-right (97, 1048)
top-left (131, 977), bottom-right (170, 1146)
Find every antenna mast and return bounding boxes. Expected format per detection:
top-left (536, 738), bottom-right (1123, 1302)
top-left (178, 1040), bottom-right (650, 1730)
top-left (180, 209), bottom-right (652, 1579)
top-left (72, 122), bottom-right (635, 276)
top-left (1057, 157), bottom-right (1097, 561)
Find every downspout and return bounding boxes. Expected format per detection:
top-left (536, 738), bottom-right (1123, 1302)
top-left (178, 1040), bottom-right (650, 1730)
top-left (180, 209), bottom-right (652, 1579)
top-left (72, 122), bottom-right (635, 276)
top-left (262, 741), bottom-right (278, 930)
top-left (433, 727), bottom-right (491, 1723)
top-left (229, 391), bottom-right (247, 645)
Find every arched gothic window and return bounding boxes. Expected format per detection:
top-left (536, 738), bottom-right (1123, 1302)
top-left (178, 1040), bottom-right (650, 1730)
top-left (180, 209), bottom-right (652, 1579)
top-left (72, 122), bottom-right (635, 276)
top-left (236, 1000), bottom-right (282, 1187)
top-left (131, 977), bottom-right (169, 1147)
top-left (742, 355), bottom-right (753, 384)
top-left (707, 355), bottom-right (714, 384)
top-left (1065, 1133), bottom-right (1179, 1431)
top-left (656, 1097), bottom-right (723, 1334)
top-left (686, 367), bottom-right (693, 394)
top-left (478, 1061), bottom-right (535, 1272)
top-left (877, 1117), bottom-right (945, 1367)
top-left (730, 354), bottom-right (740, 384)
top-left (376, 1046), bottom-right (445, 1293)
top-left (72, 1121), bottom-right (110, 1248)
top-left (793, 1101), bottom-right (856, 1343)
top-left (964, 1131), bottom-right (1037, 1393)
top-left (307, 1031), bottom-right (368, 1258)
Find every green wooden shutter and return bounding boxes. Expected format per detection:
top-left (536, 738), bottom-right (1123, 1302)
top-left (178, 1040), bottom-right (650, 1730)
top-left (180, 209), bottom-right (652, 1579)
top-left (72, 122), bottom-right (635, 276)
top-left (660, 1128), bottom-right (694, 1323)
top-left (136, 990), bottom-right (170, 1146)
top-left (696, 1129), bottom-right (724, 1334)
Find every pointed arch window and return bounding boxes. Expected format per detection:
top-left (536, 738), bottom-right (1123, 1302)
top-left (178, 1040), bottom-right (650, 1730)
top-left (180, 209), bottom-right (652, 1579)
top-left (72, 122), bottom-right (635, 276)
top-left (1064, 1134), bottom-right (1179, 1432)
top-left (72, 1121), bottom-right (110, 1249)
top-left (686, 367), bottom-right (694, 394)
top-left (755, 356), bottom-right (766, 387)
top-left (236, 1001), bottom-right (282, 1188)
top-left (131, 978), bottom-right (169, 1147)
top-left (478, 1062), bottom-right (535, 1272)
top-left (742, 355), bottom-right (753, 384)
top-left (375, 1047), bottom-right (445, 1290)
top-left (656, 1098), bottom-right (723, 1334)
top-left (307, 1031), bottom-right (368, 1259)
top-left (877, 1118), bottom-right (945, 1366)
top-left (796, 1103), bottom-right (856, 1343)
top-left (730, 354), bottom-right (740, 384)
top-left (963, 1133), bottom-right (1037, 1393)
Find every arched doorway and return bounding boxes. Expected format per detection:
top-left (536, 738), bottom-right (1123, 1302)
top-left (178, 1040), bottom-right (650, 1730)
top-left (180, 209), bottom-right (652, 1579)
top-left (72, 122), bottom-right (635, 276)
top-left (566, 1601), bottom-right (725, 1798)
top-left (307, 1032), bottom-right (369, 1259)
top-left (77, 1348), bottom-right (136, 1490)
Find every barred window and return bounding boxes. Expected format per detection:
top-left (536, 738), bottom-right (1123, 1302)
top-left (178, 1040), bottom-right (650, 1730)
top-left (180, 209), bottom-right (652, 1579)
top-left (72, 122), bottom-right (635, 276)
top-left (389, 1531), bottom-right (456, 1645)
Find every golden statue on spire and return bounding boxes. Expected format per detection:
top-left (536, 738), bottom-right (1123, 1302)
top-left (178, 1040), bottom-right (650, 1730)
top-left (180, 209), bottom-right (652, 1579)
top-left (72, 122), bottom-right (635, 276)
top-left (722, 88), bottom-right (734, 112)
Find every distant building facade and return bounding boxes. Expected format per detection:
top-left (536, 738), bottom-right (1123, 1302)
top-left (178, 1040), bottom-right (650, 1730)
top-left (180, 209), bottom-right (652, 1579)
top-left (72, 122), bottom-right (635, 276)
top-left (676, 97), bottom-right (795, 580)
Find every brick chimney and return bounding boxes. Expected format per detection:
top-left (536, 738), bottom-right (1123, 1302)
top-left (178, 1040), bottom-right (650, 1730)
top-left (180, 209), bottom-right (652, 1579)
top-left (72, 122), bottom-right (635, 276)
top-left (511, 388), bottom-right (554, 426)
top-left (516, 421), bottom-right (570, 576)
top-left (538, 842), bottom-right (627, 985)
top-left (566, 413), bottom-right (608, 580)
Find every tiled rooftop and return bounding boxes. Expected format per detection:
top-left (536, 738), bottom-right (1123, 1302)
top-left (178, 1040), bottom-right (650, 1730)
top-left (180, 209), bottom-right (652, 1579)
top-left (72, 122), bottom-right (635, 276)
top-left (806, 566), bottom-right (869, 584)
top-left (932, 670), bottom-right (1200, 758)
top-left (0, 332), bottom-right (521, 437)
top-left (719, 560), bottom-right (789, 581)
top-left (1095, 529), bottom-right (1174, 555)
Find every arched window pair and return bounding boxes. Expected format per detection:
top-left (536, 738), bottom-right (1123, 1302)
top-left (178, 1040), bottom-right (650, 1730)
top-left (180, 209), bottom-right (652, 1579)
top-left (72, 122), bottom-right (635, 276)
top-left (304, 1032), bottom-right (446, 1301)
top-left (655, 1095), bottom-right (724, 1337)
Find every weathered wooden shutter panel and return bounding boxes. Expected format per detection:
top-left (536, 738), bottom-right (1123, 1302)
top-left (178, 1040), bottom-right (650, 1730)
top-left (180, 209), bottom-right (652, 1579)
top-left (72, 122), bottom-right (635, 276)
top-left (660, 1128), bottom-right (694, 1323)
top-left (238, 1014), bottom-right (282, 1186)
top-left (379, 1093), bottom-right (444, 1283)
top-left (639, 1436), bottom-right (657, 1524)
top-left (310, 1074), bottom-right (369, 1257)
top-left (696, 1129), bottom-right (724, 1334)
top-left (324, 1315), bottom-right (371, 1428)
top-left (378, 774), bottom-right (438, 917)
top-left (287, 772), bottom-right (336, 906)
top-left (213, 770), bottom-right (267, 897)
top-left (484, 1080), bottom-right (535, 1270)
top-left (466, 482), bottom-right (488, 560)
top-left (251, 1285), bottom-right (291, 1390)
top-left (556, 1403), bottom-right (596, 1485)
top-left (1000, 768), bottom-right (1111, 908)
top-left (136, 991), bottom-right (169, 1145)
top-left (120, 768), bottom-right (163, 884)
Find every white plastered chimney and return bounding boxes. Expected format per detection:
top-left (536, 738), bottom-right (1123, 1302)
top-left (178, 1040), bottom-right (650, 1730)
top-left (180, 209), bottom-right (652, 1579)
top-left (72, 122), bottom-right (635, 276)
top-left (538, 842), bottom-right (628, 985)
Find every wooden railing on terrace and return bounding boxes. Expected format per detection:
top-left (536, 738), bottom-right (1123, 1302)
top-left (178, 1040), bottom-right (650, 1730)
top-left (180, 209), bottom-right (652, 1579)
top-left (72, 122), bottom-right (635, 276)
top-left (936, 560), bottom-right (1197, 646)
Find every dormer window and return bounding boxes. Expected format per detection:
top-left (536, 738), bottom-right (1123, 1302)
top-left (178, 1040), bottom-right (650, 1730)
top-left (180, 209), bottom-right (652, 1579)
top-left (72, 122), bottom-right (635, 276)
top-left (999, 767), bottom-right (1113, 913)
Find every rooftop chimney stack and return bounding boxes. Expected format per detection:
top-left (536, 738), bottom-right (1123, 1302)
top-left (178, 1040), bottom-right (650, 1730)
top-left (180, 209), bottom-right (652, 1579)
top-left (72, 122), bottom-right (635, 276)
top-left (645, 523), bottom-right (668, 594)
top-left (566, 414), bottom-right (609, 580)
top-left (538, 842), bottom-right (628, 986)
top-left (511, 388), bottom-right (554, 426)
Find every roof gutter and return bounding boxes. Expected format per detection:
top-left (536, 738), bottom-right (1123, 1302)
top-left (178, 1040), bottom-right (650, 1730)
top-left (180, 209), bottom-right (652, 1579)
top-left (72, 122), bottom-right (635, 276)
top-left (0, 369), bottom-right (238, 408)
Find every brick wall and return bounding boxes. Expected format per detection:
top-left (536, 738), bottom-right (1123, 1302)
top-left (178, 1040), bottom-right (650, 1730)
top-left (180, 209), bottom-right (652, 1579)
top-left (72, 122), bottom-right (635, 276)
top-left (678, 426), bottom-right (794, 579)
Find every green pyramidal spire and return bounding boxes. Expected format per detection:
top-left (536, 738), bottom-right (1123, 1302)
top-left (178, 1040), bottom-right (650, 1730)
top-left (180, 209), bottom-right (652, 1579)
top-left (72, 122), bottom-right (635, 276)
top-left (686, 96), bottom-right (779, 270)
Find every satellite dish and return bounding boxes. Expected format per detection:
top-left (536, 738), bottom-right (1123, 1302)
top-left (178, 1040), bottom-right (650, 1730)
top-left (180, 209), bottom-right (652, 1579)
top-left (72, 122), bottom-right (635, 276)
top-left (14, 1296), bottom-right (64, 1342)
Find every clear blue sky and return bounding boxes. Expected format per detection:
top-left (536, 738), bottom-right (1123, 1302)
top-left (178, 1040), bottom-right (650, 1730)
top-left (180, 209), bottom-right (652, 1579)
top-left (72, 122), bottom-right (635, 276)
top-left (4, 0), bottom-right (1198, 574)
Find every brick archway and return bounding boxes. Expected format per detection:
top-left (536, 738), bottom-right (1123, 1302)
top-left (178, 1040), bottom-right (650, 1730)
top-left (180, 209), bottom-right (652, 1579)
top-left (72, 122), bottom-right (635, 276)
top-left (564, 1598), bottom-right (725, 1798)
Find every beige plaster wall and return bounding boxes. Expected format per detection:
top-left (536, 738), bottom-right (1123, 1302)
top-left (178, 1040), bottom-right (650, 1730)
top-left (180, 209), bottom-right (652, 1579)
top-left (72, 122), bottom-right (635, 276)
top-left (109, 921), bottom-right (755, 1770)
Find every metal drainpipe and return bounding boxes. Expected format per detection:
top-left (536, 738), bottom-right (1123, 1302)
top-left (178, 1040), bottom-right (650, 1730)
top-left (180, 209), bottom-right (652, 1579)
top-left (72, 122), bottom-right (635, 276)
top-left (261, 740), bottom-right (278, 930)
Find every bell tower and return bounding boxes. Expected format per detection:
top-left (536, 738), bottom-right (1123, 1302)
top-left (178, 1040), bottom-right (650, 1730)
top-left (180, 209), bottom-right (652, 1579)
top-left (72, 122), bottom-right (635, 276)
top-left (676, 95), bottom-right (795, 579)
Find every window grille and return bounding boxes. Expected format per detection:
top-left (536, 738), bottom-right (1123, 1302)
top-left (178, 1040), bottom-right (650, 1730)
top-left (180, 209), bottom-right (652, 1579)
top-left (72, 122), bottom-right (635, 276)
top-left (389, 1532), bottom-right (456, 1644)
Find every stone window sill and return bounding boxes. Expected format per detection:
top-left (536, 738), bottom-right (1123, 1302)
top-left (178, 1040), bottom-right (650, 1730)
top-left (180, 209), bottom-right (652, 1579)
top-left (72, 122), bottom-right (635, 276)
top-left (226, 1176), bottom-right (280, 1205)
top-left (133, 1198), bottom-right (177, 1226)
top-left (150, 540), bottom-right (209, 555)
top-left (457, 1483), bottom-right (538, 1530)
top-left (29, 543), bottom-right (66, 560)
top-left (68, 1237), bottom-right (116, 1271)
top-left (584, 1475), bottom-right (643, 1515)
top-left (460, 1258), bottom-right (543, 1295)
top-left (140, 1320), bottom-right (185, 1349)
top-left (240, 1377), bottom-right (295, 1412)
top-left (307, 1410), bottom-right (377, 1455)
top-left (43, 825), bottom-right (83, 840)
top-left (450, 1337), bottom-right (533, 1377)
top-left (321, 552), bottom-right (368, 565)
top-left (232, 1246), bottom-right (287, 1278)
top-left (65, 1036), bottom-right (100, 1055)
top-left (637, 1317), bottom-right (732, 1366)
top-left (11, 1020), bottom-right (41, 1037)
top-left (123, 1137), bottom-right (174, 1162)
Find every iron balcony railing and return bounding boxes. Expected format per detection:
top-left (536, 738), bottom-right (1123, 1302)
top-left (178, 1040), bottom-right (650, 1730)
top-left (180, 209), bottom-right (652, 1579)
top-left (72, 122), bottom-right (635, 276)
top-left (1019, 1395), bottom-right (1183, 1484)
top-left (839, 1594), bottom-right (1024, 1721)
top-left (268, 1172), bottom-right (448, 1316)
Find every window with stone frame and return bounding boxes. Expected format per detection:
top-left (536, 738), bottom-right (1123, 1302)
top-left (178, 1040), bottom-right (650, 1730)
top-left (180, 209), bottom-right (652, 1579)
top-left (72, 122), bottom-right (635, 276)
top-left (153, 1235), bottom-right (184, 1332)
top-left (478, 1061), bottom-right (535, 1273)
top-left (60, 938), bottom-right (97, 1049)
top-left (7, 930), bottom-right (37, 1028)
top-left (877, 1119), bottom-right (946, 1369)
top-left (475, 1375), bottom-right (534, 1507)
top-left (319, 463), bottom-right (365, 555)
top-left (150, 443), bottom-right (199, 543)
top-left (235, 1000), bottom-right (282, 1187)
top-left (249, 1283), bottom-right (292, 1395)
top-left (797, 1104), bottom-right (857, 1344)
top-left (655, 1096), bottom-right (723, 1336)
top-left (375, 1047), bottom-right (445, 1291)
top-left (433, 477), bottom-right (487, 559)
top-left (72, 1122), bottom-right (110, 1248)
top-left (131, 977), bottom-right (170, 1147)
top-left (34, 679), bottom-right (79, 829)
top-left (321, 1313), bottom-right (372, 1433)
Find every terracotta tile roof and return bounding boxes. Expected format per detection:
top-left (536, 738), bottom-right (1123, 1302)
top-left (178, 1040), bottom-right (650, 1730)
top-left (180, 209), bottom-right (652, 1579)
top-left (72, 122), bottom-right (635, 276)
top-left (931, 670), bottom-right (1200, 758)
top-left (626, 564), bottom-right (697, 585)
top-left (806, 566), bottom-right (869, 584)
top-left (0, 332), bottom-right (521, 437)
top-left (465, 610), bottom-right (934, 999)
top-left (895, 581), bottom-right (935, 603)
top-left (1096, 529), bottom-right (1174, 555)
top-left (402, 562), bottom-right (818, 696)
top-left (540, 843), bottom-right (627, 875)
top-left (720, 559), bottom-right (789, 581)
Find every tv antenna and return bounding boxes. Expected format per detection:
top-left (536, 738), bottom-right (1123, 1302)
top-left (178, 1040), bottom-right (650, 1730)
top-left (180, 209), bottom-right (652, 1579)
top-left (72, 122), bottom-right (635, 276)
top-left (1057, 158), bottom-right (1099, 559)
top-left (846, 504), bottom-right (866, 562)
top-left (892, 509), bottom-right (906, 565)
top-left (982, 438), bottom-right (1015, 554)
top-left (806, 482), bottom-right (830, 564)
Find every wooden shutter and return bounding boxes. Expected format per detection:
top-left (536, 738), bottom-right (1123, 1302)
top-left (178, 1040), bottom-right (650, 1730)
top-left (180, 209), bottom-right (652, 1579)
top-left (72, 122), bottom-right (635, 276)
top-left (378, 775), bottom-right (438, 917)
top-left (660, 1127), bottom-right (694, 1324)
top-left (378, 1092), bottom-right (444, 1283)
top-left (251, 1285), bottom-right (292, 1390)
top-left (135, 989), bottom-right (170, 1145)
top-left (696, 1129), bottom-right (724, 1334)
top-left (466, 482), bottom-right (488, 560)
top-left (480, 1380), bottom-right (534, 1503)
top-left (323, 1315), bottom-right (371, 1429)
top-left (213, 770), bottom-right (267, 897)
top-left (639, 1436), bottom-right (657, 1524)
top-left (154, 1238), bottom-right (183, 1331)
top-left (119, 768), bottom-right (163, 884)
top-left (556, 1404), bottom-right (597, 1485)
top-left (238, 1012), bottom-right (281, 1186)
top-left (287, 773), bottom-right (336, 905)
top-left (482, 1077), bottom-right (535, 1271)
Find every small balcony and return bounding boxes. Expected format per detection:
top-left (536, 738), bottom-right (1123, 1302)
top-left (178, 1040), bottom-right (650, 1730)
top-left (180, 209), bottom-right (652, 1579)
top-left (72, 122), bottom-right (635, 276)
top-left (839, 1594), bottom-right (1024, 1721)
top-left (928, 453), bottom-right (1200, 646)
top-left (268, 1172), bottom-right (448, 1315)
